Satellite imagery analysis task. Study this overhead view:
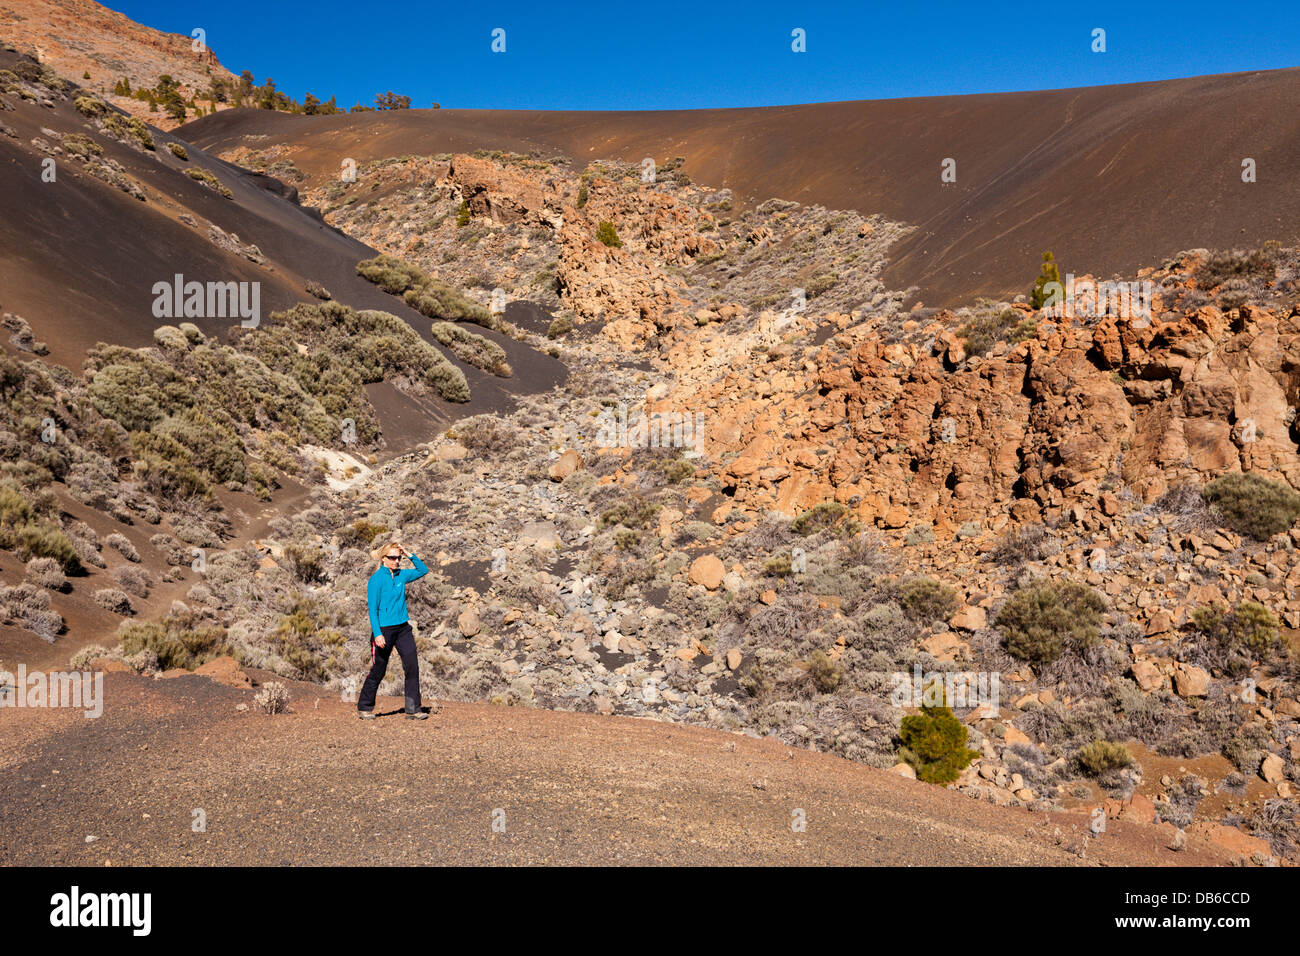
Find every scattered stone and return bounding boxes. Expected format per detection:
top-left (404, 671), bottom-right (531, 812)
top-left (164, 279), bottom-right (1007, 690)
top-left (457, 608), bottom-right (481, 637)
top-left (688, 554), bottom-right (725, 590)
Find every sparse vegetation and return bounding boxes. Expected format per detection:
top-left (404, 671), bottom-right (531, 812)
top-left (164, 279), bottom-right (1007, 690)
top-left (1075, 739), bottom-right (1133, 776)
top-left (185, 167), bottom-right (233, 198)
top-left (0, 482), bottom-right (82, 573)
top-left (959, 304), bottom-right (1037, 357)
top-left (807, 649), bottom-right (843, 693)
top-left (116, 611), bottom-right (228, 670)
top-left (1202, 472), bottom-right (1300, 541)
top-left (791, 501), bottom-right (847, 536)
top-left (1191, 601), bottom-right (1280, 658)
top-left (898, 577), bottom-right (959, 624)
top-left (996, 579), bottom-right (1105, 663)
top-left (596, 221), bottom-right (622, 248)
top-left (254, 681), bottom-right (290, 714)
top-left (1196, 248), bottom-right (1277, 290)
top-left (356, 254), bottom-right (495, 328)
top-left (430, 321), bottom-right (512, 376)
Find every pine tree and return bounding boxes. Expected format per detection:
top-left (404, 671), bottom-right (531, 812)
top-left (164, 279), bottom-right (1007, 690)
top-left (1031, 251), bottom-right (1063, 309)
top-left (898, 696), bottom-right (979, 784)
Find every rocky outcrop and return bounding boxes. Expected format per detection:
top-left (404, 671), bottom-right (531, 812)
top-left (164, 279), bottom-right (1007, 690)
top-left (675, 294), bottom-right (1300, 531)
top-left (444, 153), bottom-right (565, 229)
top-left (556, 175), bottom-right (719, 338)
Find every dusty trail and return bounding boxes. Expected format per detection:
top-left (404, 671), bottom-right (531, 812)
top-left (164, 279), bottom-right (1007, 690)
top-left (0, 671), bottom-right (1233, 866)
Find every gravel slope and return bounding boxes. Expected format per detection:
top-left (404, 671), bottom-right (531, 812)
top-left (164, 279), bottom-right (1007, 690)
top-left (0, 671), bottom-right (1233, 866)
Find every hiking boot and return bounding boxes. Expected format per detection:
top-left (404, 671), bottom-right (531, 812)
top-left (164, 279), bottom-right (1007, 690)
top-left (358, 711), bottom-right (376, 721)
top-left (405, 710), bottom-right (428, 720)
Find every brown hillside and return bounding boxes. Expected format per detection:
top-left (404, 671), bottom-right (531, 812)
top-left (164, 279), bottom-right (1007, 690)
top-left (1, 0), bottom-right (236, 125)
top-left (0, 46), bottom-right (563, 424)
top-left (182, 68), bottom-right (1300, 307)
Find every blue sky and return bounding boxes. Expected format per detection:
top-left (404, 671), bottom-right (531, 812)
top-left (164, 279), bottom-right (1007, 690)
top-left (109, 0), bottom-right (1300, 110)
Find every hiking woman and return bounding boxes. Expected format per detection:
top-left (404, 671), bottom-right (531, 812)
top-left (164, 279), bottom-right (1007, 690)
top-left (359, 543), bottom-right (429, 720)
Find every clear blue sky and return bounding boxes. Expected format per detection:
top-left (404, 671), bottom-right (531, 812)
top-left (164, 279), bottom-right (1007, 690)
top-left (108, 0), bottom-right (1300, 110)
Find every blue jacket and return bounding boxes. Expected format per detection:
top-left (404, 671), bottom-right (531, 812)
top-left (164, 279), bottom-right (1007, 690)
top-left (367, 554), bottom-right (428, 638)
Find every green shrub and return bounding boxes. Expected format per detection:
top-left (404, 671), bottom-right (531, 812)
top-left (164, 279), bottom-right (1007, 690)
top-left (996, 579), bottom-right (1105, 663)
top-left (118, 618), bottom-right (228, 670)
top-left (1191, 600), bottom-right (1279, 656)
top-left (647, 456), bottom-right (693, 485)
top-left (596, 221), bottom-right (622, 248)
top-left (62, 133), bottom-right (103, 158)
top-left (281, 543), bottom-right (327, 584)
top-left (807, 649), bottom-right (843, 693)
top-left (0, 483), bottom-right (82, 573)
top-left (167, 141), bottom-right (188, 160)
top-left (185, 166), bottom-right (232, 198)
top-left (791, 501), bottom-right (846, 536)
top-left (1075, 739), bottom-right (1132, 776)
top-left (74, 95), bottom-right (107, 116)
top-left (102, 113), bottom-right (155, 150)
top-left (547, 314), bottom-right (573, 339)
top-left (455, 201), bottom-right (471, 227)
top-left (9, 520), bottom-right (82, 573)
top-left (1196, 248), bottom-right (1277, 289)
top-left (356, 254), bottom-right (494, 328)
top-left (599, 497), bottom-right (660, 530)
top-left (1202, 472), bottom-right (1300, 541)
top-left (236, 300), bottom-right (470, 406)
top-left (337, 519), bottom-right (387, 551)
top-left (129, 430), bottom-right (211, 501)
top-left (898, 700), bottom-right (979, 784)
top-left (270, 606), bottom-right (339, 680)
top-left (430, 321), bottom-right (511, 376)
top-left (898, 576), bottom-right (959, 624)
top-left (959, 306), bottom-right (1036, 357)
top-left (763, 553), bottom-right (793, 577)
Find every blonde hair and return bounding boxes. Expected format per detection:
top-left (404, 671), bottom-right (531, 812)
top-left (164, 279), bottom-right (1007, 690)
top-left (369, 541), bottom-right (405, 563)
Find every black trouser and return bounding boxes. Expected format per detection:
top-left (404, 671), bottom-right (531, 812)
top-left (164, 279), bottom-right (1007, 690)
top-left (358, 621), bottom-right (421, 713)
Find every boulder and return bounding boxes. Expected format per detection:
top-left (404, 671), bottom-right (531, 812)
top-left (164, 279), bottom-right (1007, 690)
top-left (1118, 792), bottom-right (1156, 825)
top-left (1172, 663), bottom-right (1210, 697)
top-left (688, 554), bottom-right (725, 590)
top-left (1260, 753), bottom-right (1285, 784)
top-left (1130, 659), bottom-right (1163, 691)
top-left (548, 449), bottom-right (582, 481)
top-left (457, 608), bottom-right (482, 637)
top-left (950, 605), bottom-right (987, 631)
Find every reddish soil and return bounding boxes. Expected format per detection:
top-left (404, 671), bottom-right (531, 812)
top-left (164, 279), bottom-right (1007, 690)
top-left (0, 670), bottom-right (1238, 866)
